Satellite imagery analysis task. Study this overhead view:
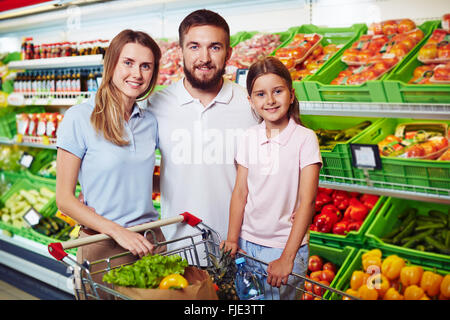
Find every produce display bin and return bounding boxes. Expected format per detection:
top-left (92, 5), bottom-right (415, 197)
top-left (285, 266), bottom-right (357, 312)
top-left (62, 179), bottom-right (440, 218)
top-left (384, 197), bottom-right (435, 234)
top-left (330, 248), bottom-right (449, 300)
top-left (309, 243), bottom-right (358, 300)
top-left (0, 109), bottom-right (16, 139)
top-left (283, 23), bottom-right (368, 101)
top-left (310, 195), bottom-right (387, 248)
top-left (383, 21), bottom-right (450, 104)
top-left (0, 178), bottom-right (56, 237)
top-left (351, 118), bottom-right (450, 195)
top-left (303, 20), bottom-right (438, 103)
top-left (300, 115), bottom-right (383, 182)
top-left (364, 197), bottom-right (450, 271)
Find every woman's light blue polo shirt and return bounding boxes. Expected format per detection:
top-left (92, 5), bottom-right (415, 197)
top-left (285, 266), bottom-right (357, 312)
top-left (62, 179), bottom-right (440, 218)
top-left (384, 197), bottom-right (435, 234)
top-left (56, 96), bottom-right (159, 227)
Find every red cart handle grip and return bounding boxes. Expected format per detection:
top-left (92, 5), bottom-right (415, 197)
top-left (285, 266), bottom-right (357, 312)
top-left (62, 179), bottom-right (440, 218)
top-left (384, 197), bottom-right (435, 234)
top-left (180, 212), bottom-right (202, 227)
top-left (48, 242), bottom-right (68, 261)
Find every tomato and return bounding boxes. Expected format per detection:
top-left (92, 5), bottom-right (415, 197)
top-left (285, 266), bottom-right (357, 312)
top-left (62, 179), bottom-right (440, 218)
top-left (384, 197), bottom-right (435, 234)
top-left (357, 49), bottom-right (375, 62)
top-left (421, 142), bottom-right (438, 156)
top-left (304, 276), bottom-right (314, 292)
top-left (310, 270), bottom-right (323, 282)
top-left (302, 292), bottom-right (315, 300)
top-left (389, 42), bottom-right (409, 58)
top-left (159, 274), bottom-right (189, 289)
top-left (323, 262), bottom-right (337, 274)
top-left (404, 145), bottom-right (425, 158)
top-left (408, 29), bottom-right (425, 42)
top-left (400, 38), bottom-right (416, 51)
top-left (323, 44), bottom-right (338, 55)
top-left (308, 255), bottom-right (324, 272)
top-left (434, 66), bottom-right (450, 81)
top-left (313, 280), bottom-right (329, 297)
top-left (320, 269), bottom-right (336, 283)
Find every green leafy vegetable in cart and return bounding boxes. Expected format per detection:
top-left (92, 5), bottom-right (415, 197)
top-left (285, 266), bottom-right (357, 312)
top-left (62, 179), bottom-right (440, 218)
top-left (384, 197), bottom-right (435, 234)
top-left (102, 254), bottom-right (188, 289)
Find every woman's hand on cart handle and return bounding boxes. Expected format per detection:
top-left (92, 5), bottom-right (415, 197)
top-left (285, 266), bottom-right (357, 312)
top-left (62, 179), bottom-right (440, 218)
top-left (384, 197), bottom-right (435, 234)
top-left (108, 223), bottom-right (155, 258)
top-left (267, 256), bottom-right (293, 288)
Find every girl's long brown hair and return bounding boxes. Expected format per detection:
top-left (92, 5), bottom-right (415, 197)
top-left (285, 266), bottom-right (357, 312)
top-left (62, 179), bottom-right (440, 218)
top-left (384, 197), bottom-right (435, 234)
top-left (91, 29), bottom-right (161, 146)
top-left (246, 56), bottom-right (301, 125)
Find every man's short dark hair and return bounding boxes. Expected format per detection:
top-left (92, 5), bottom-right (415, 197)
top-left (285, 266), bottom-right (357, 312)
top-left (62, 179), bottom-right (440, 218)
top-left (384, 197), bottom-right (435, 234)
top-left (178, 9), bottom-right (230, 48)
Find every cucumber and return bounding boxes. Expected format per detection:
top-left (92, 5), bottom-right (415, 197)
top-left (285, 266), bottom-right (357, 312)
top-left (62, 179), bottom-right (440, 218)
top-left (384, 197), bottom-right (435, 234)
top-left (400, 229), bottom-right (434, 244)
top-left (392, 220), bottom-right (416, 244)
top-left (428, 210), bottom-right (448, 225)
top-left (424, 236), bottom-right (450, 255)
top-left (383, 225), bottom-right (403, 239)
top-left (415, 223), bottom-right (446, 232)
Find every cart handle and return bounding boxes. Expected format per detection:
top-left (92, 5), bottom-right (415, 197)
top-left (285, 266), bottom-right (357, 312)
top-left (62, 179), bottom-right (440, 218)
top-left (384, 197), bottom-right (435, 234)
top-left (48, 212), bottom-right (202, 260)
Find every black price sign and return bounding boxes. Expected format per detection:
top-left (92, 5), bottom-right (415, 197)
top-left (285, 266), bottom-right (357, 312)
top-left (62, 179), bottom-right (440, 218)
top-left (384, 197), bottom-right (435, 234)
top-left (350, 144), bottom-right (382, 170)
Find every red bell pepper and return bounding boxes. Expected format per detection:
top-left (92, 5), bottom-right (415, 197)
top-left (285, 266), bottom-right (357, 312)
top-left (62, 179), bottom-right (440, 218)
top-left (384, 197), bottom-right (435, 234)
top-left (332, 190), bottom-right (350, 211)
top-left (332, 220), bottom-right (349, 235)
top-left (343, 198), bottom-right (369, 221)
top-left (318, 187), bottom-right (333, 195)
top-left (360, 194), bottom-right (379, 210)
top-left (314, 204), bottom-right (341, 233)
top-left (315, 191), bottom-right (332, 212)
top-left (309, 224), bottom-right (318, 232)
top-left (347, 220), bottom-right (363, 232)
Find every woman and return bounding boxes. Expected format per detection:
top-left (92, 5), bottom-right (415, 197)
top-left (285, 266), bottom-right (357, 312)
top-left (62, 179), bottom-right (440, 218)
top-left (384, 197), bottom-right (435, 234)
top-left (55, 29), bottom-right (162, 299)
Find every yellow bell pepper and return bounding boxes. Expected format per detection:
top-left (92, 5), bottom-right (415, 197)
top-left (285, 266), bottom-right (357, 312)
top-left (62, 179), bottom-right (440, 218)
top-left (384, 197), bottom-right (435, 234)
top-left (420, 271), bottom-right (443, 297)
top-left (381, 255), bottom-right (405, 280)
top-left (383, 287), bottom-right (404, 300)
top-left (440, 274), bottom-right (450, 298)
top-left (350, 270), bottom-right (369, 291)
top-left (400, 266), bottom-right (423, 287)
top-left (362, 255), bottom-right (382, 273)
top-left (362, 249), bottom-right (382, 261)
top-left (159, 274), bottom-right (188, 289)
top-left (343, 288), bottom-right (359, 300)
top-left (357, 284), bottom-right (378, 300)
top-left (404, 285), bottom-right (425, 300)
top-left (368, 274), bottom-right (390, 298)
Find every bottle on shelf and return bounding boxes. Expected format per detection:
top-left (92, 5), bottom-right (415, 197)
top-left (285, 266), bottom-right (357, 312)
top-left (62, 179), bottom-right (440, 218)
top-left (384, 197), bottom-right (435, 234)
top-left (234, 257), bottom-right (264, 300)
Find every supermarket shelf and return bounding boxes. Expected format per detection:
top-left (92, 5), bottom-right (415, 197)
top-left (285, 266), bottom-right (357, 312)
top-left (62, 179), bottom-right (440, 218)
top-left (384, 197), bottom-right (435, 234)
top-left (0, 229), bottom-right (75, 296)
top-left (8, 55), bottom-right (103, 70)
top-left (320, 175), bottom-right (450, 204)
top-left (8, 92), bottom-right (93, 106)
top-left (299, 101), bottom-right (450, 120)
top-left (0, 137), bottom-right (56, 150)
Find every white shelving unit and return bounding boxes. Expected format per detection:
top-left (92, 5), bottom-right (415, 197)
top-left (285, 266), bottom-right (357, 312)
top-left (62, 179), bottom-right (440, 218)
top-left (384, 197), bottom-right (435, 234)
top-left (8, 54), bottom-right (103, 70)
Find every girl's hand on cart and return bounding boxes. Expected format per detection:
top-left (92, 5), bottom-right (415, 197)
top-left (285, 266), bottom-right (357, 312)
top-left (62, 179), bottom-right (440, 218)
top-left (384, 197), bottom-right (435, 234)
top-left (220, 240), bottom-right (242, 258)
top-left (267, 256), bottom-right (293, 288)
top-left (109, 225), bottom-right (155, 258)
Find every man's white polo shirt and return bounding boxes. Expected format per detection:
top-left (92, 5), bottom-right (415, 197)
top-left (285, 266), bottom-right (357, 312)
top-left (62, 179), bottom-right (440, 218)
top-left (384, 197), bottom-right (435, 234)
top-left (146, 78), bottom-right (257, 243)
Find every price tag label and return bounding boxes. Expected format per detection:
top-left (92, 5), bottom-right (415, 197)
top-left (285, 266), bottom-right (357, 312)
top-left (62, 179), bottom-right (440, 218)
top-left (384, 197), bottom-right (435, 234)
top-left (350, 144), bottom-right (382, 170)
top-left (19, 152), bottom-right (34, 168)
top-left (236, 69), bottom-right (249, 88)
top-left (42, 136), bottom-right (50, 145)
top-left (23, 207), bottom-right (42, 227)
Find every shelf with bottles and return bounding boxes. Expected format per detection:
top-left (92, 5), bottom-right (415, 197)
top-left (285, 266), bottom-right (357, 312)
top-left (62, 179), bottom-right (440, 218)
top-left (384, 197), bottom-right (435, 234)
top-left (8, 54), bottom-right (104, 70)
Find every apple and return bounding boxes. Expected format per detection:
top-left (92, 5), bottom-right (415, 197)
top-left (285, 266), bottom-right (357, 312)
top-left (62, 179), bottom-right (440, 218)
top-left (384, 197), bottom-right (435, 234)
top-left (398, 19), bottom-right (416, 33)
top-left (382, 20), bottom-right (398, 35)
top-left (308, 255), bottom-right (324, 272)
top-left (438, 43), bottom-right (450, 59)
top-left (419, 43), bottom-right (438, 60)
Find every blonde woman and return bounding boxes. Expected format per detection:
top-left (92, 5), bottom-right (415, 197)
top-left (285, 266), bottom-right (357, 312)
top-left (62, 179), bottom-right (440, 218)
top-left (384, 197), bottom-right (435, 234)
top-left (55, 29), bottom-right (162, 299)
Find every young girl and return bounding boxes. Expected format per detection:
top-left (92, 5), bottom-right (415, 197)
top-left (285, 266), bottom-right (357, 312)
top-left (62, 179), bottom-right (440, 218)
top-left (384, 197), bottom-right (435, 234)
top-left (56, 29), bottom-right (163, 299)
top-left (222, 56), bottom-right (322, 300)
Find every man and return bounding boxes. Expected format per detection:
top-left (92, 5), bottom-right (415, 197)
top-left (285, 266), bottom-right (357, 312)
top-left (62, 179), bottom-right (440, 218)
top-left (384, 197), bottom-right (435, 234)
top-left (145, 9), bottom-right (257, 252)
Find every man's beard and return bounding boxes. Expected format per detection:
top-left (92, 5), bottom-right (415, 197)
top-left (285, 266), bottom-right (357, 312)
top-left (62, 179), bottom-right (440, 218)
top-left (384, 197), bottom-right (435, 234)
top-left (183, 61), bottom-right (226, 90)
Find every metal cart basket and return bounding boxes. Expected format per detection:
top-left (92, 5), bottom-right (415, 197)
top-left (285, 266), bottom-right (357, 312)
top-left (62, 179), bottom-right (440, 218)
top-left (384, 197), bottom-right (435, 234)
top-left (48, 212), bottom-right (357, 300)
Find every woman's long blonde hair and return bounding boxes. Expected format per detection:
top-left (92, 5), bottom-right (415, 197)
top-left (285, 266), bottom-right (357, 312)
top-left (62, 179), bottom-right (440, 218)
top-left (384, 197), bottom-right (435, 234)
top-left (91, 29), bottom-right (161, 146)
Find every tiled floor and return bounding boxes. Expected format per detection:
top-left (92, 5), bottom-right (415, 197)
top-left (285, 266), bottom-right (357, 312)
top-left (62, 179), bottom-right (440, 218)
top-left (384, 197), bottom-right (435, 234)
top-left (0, 280), bottom-right (39, 300)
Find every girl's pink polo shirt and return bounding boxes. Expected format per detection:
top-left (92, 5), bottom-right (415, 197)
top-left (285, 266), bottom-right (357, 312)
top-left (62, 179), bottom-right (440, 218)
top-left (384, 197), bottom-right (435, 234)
top-left (236, 118), bottom-right (322, 248)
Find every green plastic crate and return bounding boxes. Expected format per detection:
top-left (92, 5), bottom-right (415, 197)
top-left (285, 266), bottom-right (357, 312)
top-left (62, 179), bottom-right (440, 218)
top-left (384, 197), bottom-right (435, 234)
top-left (301, 115), bottom-right (383, 182)
top-left (331, 248), bottom-right (449, 300)
top-left (303, 20), bottom-right (438, 103)
top-left (308, 243), bottom-right (358, 300)
top-left (384, 21), bottom-right (450, 103)
top-left (0, 107), bottom-right (17, 139)
top-left (364, 197), bottom-right (450, 271)
top-left (310, 195), bottom-right (387, 248)
top-left (0, 178), bottom-right (56, 237)
top-left (282, 24), bottom-right (368, 101)
top-left (351, 118), bottom-right (450, 195)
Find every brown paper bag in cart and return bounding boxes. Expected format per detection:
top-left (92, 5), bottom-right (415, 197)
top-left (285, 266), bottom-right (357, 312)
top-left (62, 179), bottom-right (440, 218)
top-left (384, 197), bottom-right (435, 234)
top-left (115, 266), bottom-right (218, 300)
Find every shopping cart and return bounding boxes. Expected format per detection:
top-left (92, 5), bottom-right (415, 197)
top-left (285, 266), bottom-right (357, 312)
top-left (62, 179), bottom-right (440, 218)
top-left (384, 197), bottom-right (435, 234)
top-left (48, 212), bottom-right (358, 300)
